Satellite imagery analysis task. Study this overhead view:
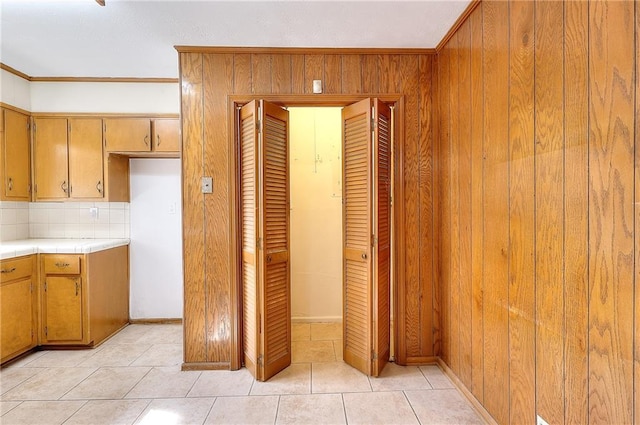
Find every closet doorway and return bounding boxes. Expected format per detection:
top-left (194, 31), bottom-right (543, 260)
top-left (232, 96), bottom-right (399, 382)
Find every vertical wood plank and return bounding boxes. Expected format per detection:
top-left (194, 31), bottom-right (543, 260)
top-left (418, 55), bottom-right (435, 358)
top-left (457, 20), bottom-right (473, 390)
top-left (563, 1), bottom-right (589, 423)
top-left (291, 54), bottom-right (305, 94)
top-left (362, 55), bottom-right (380, 94)
top-left (432, 53), bottom-right (442, 359)
top-left (324, 54), bottom-right (342, 94)
top-left (180, 52), bottom-right (206, 363)
top-left (342, 54), bottom-right (362, 94)
top-left (588, 1), bottom-right (635, 423)
top-left (233, 54), bottom-right (252, 94)
top-left (635, 3), bottom-right (640, 424)
top-left (203, 54), bottom-right (234, 363)
top-left (448, 31), bottom-right (461, 375)
top-left (251, 54), bottom-right (272, 94)
top-left (469, 4), bottom-right (485, 402)
top-left (535, 2), bottom-right (566, 421)
top-left (482, 1), bottom-right (510, 423)
top-left (508, 1), bottom-right (536, 423)
top-left (304, 55), bottom-right (324, 94)
top-left (272, 54), bottom-right (292, 94)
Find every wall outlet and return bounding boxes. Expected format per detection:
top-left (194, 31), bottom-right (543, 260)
top-left (537, 415), bottom-right (550, 425)
top-left (89, 207), bottom-right (99, 221)
top-left (168, 202), bottom-right (176, 214)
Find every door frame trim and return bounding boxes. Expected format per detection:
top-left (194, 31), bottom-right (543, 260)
top-left (227, 94), bottom-right (406, 371)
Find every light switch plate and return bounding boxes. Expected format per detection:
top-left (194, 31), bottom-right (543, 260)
top-left (202, 177), bottom-right (213, 194)
top-left (313, 79), bottom-right (323, 94)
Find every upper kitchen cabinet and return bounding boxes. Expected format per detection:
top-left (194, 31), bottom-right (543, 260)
top-left (33, 117), bottom-right (110, 201)
top-left (103, 117), bottom-right (180, 156)
top-left (0, 108), bottom-right (31, 201)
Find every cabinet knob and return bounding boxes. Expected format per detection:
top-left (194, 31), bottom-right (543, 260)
top-left (61, 180), bottom-right (68, 194)
top-left (156, 134), bottom-right (161, 147)
top-left (7, 177), bottom-right (12, 191)
top-left (96, 180), bottom-right (103, 194)
top-left (144, 134), bottom-right (149, 146)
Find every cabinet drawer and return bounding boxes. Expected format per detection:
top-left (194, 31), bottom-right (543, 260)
top-left (0, 256), bottom-right (33, 282)
top-left (43, 255), bottom-right (81, 275)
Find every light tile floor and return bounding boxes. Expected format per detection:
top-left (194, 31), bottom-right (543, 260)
top-left (0, 323), bottom-right (484, 425)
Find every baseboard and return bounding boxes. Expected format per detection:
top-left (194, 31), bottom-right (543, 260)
top-left (436, 358), bottom-right (497, 425)
top-left (291, 316), bottom-right (342, 323)
top-left (182, 361), bottom-right (230, 371)
top-left (129, 318), bottom-right (183, 324)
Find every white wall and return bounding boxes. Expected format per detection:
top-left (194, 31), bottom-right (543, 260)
top-left (30, 81), bottom-right (179, 113)
top-left (0, 69), bottom-right (31, 110)
top-left (289, 108), bottom-right (343, 322)
top-left (129, 159), bottom-right (182, 319)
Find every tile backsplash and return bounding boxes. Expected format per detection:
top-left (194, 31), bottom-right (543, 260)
top-left (0, 201), bottom-right (130, 242)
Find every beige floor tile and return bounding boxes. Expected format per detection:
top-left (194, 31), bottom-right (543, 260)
top-left (2, 367), bottom-right (96, 401)
top-left (310, 322), bottom-right (342, 341)
top-left (276, 393), bottom-right (346, 425)
top-left (20, 348), bottom-right (101, 368)
top-left (419, 365), bottom-right (455, 389)
top-left (0, 367), bottom-right (42, 395)
top-left (205, 395), bottom-right (278, 425)
top-left (78, 344), bottom-right (153, 367)
top-left (369, 363), bottom-right (432, 391)
top-left (311, 362), bottom-right (371, 393)
top-left (0, 401), bottom-right (21, 416)
top-left (64, 399), bottom-right (150, 425)
top-left (188, 368), bottom-right (254, 397)
top-left (134, 397), bottom-right (215, 425)
top-left (104, 325), bottom-right (151, 344)
top-left (130, 344), bottom-right (182, 367)
top-left (292, 323), bottom-right (311, 341)
top-left (136, 324), bottom-right (183, 345)
top-left (250, 363), bottom-right (311, 395)
top-left (292, 340), bottom-right (335, 363)
top-left (62, 367), bottom-right (150, 400)
top-left (126, 367), bottom-right (201, 399)
top-left (405, 389), bottom-right (484, 424)
top-left (343, 391), bottom-right (419, 425)
top-left (333, 340), bottom-right (343, 361)
top-left (0, 400), bottom-right (86, 425)
top-left (2, 351), bottom-right (47, 368)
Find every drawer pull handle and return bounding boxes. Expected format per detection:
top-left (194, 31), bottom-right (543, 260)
top-left (55, 262), bottom-right (70, 268)
top-left (8, 177), bottom-right (13, 191)
top-left (75, 281), bottom-right (80, 296)
top-left (1, 267), bottom-right (16, 274)
top-left (144, 134), bottom-right (149, 146)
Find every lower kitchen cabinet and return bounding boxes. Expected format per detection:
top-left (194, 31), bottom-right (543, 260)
top-left (0, 255), bottom-right (37, 363)
top-left (41, 246), bottom-right (129, 346)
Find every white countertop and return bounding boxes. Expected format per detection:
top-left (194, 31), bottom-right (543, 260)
top-left (0, 239), bottom-right (130, 260)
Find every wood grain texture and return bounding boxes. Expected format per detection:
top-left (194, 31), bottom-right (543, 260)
top-left (252, 54), bottom-right (272, 94)
top-left (418, 55), bottom-right (435, 360)
top-left (448, 31), bottom-right (461, 376)
top-left (468, 4), bottom-right (484, 403)
top-left (588, 1), bottom-right (635, 423)
top-left (481, 2), bottom-right (510, 423)
top-left (233, 54), bottom-right (252, 94)
top-left (456, 20), bottom-right (473, 390)
top-left (180, 52), bottom-right (206, 363)
top-left (203, 54), bottom-right (234, 363)
top-left (432, 53), bottom-right (442, 359)
top-left (507, 1), bottom-right (535, 423)
top-left (563, 1), bottom-right (589, 423)
top-left (635, 4), bottom-right (640, 424)
top-left (362, 55), bottom-right (380, 94)
top-left (291, 55), bottom-right (305, 94)
top-left (341, 55), bottom-right (362, 94)
top-left (324, 54), bottom-right (342, 94)
top-left (271, 55), bottom-right (292, 94)
top-left (304, 55), bottom-right (324, 94)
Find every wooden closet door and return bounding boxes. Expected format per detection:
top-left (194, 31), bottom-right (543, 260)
top-left (342, 98), bottom-right (391, 377)
top-left (240, 100), bottom-right (291, 382)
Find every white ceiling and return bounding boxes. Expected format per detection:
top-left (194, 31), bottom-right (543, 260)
top-left (0, 0), bottom-right (470, 79)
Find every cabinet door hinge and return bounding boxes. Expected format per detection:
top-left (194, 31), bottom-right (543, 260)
top-left (257, 237), bottom-right (262, 250)
top-left (257, 354), bottom-right (263, 366)
top-left (44, 326), bottom-right (48, 337)
top-left (256, 119), bottom-right (262, 134)
top-left (32, 122), bottom-right (36, 132)
top-left (44, 282), bottom-right (47, 292)
top-left (371, 234), bottom-right (376, 247)
top-left (28, 184), bottom-right (32, 194)
top-left (371, 350), bottom-right (378, 360)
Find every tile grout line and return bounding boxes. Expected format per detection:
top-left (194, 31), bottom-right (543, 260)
top-left (401, 390), bottom-right (422, 425)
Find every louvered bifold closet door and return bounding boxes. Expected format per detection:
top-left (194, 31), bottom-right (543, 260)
top-left (342, 99), bottom-right (373, 375)
top-left (372, 99), bottom-right (391, 376)
top-left (240, 101), bottom-right (260, 378)
top-left (258, 100), bottom-right (291, 381)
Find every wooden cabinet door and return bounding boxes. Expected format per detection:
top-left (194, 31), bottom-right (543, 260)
top-left (153, 119), bottom-right (180, 152)
top-left (240, 100), bottom-right (291, 382)
top-left (0, 278), bottom-right (35, 362)
top-left (2, 109), bottom-right (31, 200)
top-left (342, 98), bottom-right (391, 377)
top-left (34, 118), bottom-right (69, 200)
top-left (43, 276), bottom-right (84, 342)
top-left (103, 118), bottom-right (151, 152)
top-left (68, 118), bottom-right (104, 199)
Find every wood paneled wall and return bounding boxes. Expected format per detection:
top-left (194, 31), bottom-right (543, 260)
top-left (179, 49), bottom-right (437, 367)
top-left (436, 0), bottom-right (638, 424)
